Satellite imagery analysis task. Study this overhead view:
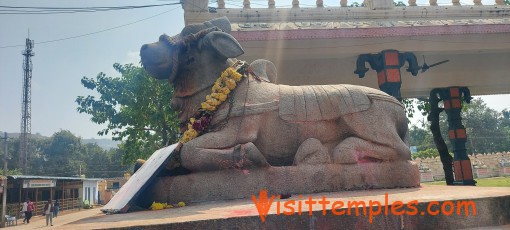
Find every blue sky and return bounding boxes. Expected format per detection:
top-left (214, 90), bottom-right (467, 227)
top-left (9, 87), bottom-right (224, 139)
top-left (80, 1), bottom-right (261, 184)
top-left (1, 0), bottom-right (509, 139)
top-left (0, 0), bottom-right (184, 139)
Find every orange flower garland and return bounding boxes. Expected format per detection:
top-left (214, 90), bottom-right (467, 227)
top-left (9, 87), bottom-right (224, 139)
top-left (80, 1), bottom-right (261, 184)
top-left (179, 62), bottom-right (247, 143)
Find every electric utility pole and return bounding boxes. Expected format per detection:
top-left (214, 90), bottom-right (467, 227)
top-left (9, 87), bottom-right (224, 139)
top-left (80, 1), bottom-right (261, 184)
top-left (1, 132), bottom-right (8, 228)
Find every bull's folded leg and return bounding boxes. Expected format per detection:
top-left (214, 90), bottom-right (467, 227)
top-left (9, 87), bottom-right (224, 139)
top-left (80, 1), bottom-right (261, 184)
top-left (332, 137), bottom-right (408, 164)
top-left (293, 138), bottom-right (331, 165)
top-left (179, 142), bottom-right (270, 172)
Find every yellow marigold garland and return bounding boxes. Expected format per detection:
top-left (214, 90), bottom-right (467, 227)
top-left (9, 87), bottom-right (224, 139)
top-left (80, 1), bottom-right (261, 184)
top-left (149, 201), bottom-right (185, 210)
top-left (179, 62), bottom-right (247, 144)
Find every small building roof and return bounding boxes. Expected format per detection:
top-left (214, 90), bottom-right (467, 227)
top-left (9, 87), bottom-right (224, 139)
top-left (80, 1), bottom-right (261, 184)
top-left (82, 178), bottom-right (104, 181)
top-left (8, 175), bottom-right (103, 181)
top-left (101, 177), bottom-right (129, 181)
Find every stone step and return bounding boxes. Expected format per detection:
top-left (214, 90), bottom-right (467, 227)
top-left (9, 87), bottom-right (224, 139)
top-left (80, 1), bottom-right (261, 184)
top-left (68, 185), bottom-right (510, 229)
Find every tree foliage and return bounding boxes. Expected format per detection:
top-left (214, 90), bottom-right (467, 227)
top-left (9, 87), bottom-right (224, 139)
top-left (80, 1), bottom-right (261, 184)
top-left (82, 144), bottom-right (128, 178)
top-left (76, 64), bottom-right (180, 164)
top-left (33, 130), bottom-right (85, 176)
top-left (412, 148), bottom-right (443, 159)
top-left (350, 2), bottom-right (365, 7)
top-left (1, 135), bottom-right (46, 174)
top-left (408, 125), bottom-right (435, 151)
top-left (394, 1), bottom-right (406, 6)
top-left (408, 97), bottom-right (510, 155)
top-left (402, 98), bottom-right (429, 120)
top-left (463, 98), bottom-right (509, 153)
top-left (0, 130), bottom-right (129, 177)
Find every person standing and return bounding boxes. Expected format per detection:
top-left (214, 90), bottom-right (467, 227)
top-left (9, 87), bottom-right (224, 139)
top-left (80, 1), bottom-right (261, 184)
top-left (25, 198), bottom-right (34, 224)
top-left (44, 200), bottom-right (53, 226)
top-left (53, 200), bottom-right (59, 218)
top-left (21, 199), bottom-right (28, 224)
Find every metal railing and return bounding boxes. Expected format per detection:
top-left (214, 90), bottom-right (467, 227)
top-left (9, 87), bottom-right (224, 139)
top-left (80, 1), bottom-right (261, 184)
top-left (214, 0), bottom-right (509, 9)
top-left (182, 0), bottom-right (510, 25)
top-left (4, 198), bottom-right (81, 219)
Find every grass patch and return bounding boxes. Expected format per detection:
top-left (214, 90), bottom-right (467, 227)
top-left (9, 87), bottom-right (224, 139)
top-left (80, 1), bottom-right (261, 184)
top-left (424, 176), bottom-right (510, 187)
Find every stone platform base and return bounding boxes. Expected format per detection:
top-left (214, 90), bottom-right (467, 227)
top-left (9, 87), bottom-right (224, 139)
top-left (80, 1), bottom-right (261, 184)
top-left (68, 185), bottom-right (510, 229)
top-left (142, 161), bottom-right (420, 204)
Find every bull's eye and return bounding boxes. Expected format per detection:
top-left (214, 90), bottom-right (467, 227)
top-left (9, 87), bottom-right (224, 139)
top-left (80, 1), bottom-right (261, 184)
top-left (186, 57), bottom-right (195, 65)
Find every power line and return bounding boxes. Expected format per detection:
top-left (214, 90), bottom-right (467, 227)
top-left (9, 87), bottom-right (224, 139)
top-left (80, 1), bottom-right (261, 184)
top-left (0, 2), bottom-right (181, 9)
top-left (0, 6), bottom-right (181, 49)
top-left (0, 2), bottom-right (181, 14)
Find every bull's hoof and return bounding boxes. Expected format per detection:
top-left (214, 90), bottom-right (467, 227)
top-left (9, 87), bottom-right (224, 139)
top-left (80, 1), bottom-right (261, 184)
top-left (179, 142), bottom-right (270, 172)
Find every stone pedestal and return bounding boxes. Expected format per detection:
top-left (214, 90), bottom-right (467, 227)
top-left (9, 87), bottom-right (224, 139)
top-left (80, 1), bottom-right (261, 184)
top-left (143, 161), bottom-right (419, 205)
top-left (71, 185), bottom-right (510, 229)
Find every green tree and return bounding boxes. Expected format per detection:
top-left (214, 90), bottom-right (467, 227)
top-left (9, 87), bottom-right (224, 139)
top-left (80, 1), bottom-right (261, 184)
top-left (7, 168), bottom-right (23, 175)
top-left (500, 109), bottom-right (510, 144)
top-left (408, 125), bottom-right (435, 151)
top-left (350, 2), bottom-right (365, 7)
top-left (82, 143), bottom-right (130, 178)
top-left (76, 63), bottom-right (180, 164)
top-left (1, 136), bottom-right (22, 172)
top-left (1, 131), bottom-right (127, 178)
top-left (402, 98), bottom-right (430, 121)
top-left (502, 109), bottom-right (510, 120)
top-left (409, 97), bottom-right (510, 155)
top-left (412, 148), bottom-right (443, 159)
top-left (1, 135), bottom-right (48, 175)
top-left (463, 98), bottom-right (509, 153)
top-left (37, 130), bottom-right (86, 177)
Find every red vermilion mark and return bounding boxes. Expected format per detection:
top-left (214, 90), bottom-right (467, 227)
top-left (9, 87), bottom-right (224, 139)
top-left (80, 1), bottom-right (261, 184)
top-left (229, 209), bottom-right (257, 216)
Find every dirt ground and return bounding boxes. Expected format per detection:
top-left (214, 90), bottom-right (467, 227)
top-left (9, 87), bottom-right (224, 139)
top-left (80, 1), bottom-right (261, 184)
top-left (6, 208), bottom-right (102, 229)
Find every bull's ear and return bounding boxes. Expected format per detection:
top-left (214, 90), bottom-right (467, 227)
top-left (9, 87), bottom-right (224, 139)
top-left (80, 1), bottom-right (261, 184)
top-left (201, 31), bottom-right (244, 58)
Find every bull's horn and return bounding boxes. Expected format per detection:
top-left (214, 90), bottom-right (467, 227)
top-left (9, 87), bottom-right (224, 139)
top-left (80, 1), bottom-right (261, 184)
top-left (181, 17), bottom-right (232, 37)
top-left (207, 17), bottom-right (231, 34)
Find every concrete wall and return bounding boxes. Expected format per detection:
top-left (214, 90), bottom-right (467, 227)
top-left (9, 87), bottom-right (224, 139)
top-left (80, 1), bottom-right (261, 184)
top-left (414, 152), bottom-right (510, 180)
top-left (82, 180), bottom-right (99, 205)
top-left (98, 176), bottom-right (130, 205)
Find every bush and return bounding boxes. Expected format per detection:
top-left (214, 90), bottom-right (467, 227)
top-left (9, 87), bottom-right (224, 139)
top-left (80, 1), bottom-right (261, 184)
top-left (412, 148), bottom-right (447, 159)
top-left (83, 200), bottom-right (91, 209)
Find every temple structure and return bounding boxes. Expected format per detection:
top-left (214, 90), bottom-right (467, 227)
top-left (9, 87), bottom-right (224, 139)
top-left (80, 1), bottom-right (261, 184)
top-left (182, 0), bottom-right (510, 97)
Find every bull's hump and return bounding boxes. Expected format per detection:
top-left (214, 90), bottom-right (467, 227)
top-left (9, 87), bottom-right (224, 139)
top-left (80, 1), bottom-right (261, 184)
top-left (214, 79), bottom-right (280, 120)
top-left (279, 85), bottom-right (371, 122)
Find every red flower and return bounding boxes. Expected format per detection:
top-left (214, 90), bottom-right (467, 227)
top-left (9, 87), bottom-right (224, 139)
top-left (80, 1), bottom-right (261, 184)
top-left (191, 115), bottom-right (212, 132)
top-left (192, 119), bottom-right (204, 132)
top-left (200, 116), bottom-right (211, 128)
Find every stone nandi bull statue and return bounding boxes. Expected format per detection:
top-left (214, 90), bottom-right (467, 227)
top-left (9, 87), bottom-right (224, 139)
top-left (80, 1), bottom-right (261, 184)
top-left (140, 17), bottom-right (419, 200)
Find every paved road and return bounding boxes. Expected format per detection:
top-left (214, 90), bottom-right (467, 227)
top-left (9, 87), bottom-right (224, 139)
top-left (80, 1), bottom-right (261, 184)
top-left (7, 208), bottom-right (102, 229)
